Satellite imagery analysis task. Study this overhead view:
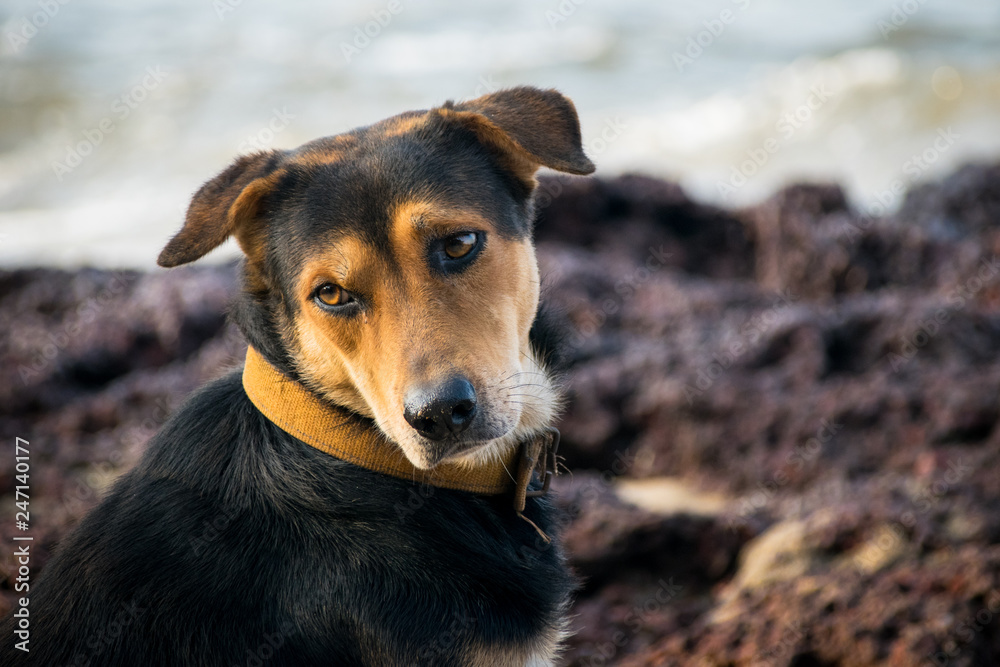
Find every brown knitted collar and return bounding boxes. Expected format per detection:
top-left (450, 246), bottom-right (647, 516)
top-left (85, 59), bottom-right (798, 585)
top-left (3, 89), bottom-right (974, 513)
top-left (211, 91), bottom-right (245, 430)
top-left (241, 346), bottom-right (558, 512)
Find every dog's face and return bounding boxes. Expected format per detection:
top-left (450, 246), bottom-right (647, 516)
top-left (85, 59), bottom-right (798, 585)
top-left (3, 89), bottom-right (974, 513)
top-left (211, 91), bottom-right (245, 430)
top-left (158, 87), bottom-right (593, 469)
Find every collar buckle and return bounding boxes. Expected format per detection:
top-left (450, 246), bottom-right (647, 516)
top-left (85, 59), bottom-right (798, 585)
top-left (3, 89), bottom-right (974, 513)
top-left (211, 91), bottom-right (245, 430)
top-left (513, 426), bottom-right (560, 512)
top-left (524, 427), bottom-right (560, 499)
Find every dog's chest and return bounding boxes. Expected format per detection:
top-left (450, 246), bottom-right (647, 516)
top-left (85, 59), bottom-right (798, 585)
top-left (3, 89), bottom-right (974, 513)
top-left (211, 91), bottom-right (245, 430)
top-left (283, 480), bottom-right (572, 665)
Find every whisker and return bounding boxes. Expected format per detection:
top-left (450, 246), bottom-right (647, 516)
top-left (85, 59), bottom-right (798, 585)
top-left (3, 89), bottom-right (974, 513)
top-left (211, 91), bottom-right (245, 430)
top-left (494, 368), bottom-right (546, 384)
top-left (500, 369), bottom-right (548, 379)
top-left (505, 370), bottom-right (549, 379)
top-left (493, 380), bottom-right (548, 391)
top-left (499, 384), bottom-right (550, 392)
top-left (501, 380), bottom-right (551, 388)
top-left (488, 369), bottom-right (550, 391)
top-left (498, 457), bottom-right (516, 483)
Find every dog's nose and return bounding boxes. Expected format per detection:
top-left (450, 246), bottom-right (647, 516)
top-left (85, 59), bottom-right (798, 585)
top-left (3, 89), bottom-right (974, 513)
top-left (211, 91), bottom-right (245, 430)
top-left (403, 377), bottom-right (478, 440)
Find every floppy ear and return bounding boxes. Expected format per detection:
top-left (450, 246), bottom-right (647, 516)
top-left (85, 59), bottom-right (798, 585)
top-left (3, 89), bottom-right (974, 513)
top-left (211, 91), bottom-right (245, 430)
top-left (442, 86), bottom-right (595, 186)
top-left (157, 150), bottom-right (284, 268)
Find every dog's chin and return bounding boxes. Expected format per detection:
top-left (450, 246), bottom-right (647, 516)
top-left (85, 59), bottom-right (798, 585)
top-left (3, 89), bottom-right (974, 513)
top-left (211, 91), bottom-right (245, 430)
top-left (393, 425), bottom-right (518, 471)
top-left (408, 441), bottom-right (483, 470)
top-left (446, 437), bottom-right (515, 469)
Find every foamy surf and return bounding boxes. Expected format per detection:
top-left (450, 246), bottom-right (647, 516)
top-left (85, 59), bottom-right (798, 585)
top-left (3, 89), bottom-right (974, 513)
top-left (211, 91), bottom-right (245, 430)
top-left (1, 0), bottom-right (998, 267)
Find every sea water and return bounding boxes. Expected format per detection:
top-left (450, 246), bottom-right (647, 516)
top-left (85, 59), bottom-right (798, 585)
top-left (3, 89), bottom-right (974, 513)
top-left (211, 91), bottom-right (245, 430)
top-left (1, 0), bottom-right (998, 267)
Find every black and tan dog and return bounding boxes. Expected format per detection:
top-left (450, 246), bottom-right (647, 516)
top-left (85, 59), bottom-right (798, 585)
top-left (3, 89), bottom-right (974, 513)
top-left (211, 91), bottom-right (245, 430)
top-left (2, 87), bottom-right (594, 665)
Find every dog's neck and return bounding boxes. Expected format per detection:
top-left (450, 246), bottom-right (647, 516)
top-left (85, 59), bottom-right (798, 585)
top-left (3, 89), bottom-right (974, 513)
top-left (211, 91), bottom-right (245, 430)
top-left (241, 346), bottom-right (557, 511)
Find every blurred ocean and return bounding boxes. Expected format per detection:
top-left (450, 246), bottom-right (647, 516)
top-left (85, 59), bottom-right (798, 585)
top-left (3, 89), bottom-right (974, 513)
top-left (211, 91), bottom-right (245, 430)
top-left (1, 0), bottom-right (999, 267)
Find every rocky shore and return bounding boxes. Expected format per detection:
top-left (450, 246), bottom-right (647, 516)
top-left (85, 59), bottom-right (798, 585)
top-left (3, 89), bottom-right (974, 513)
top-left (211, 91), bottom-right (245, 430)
top-left (3, 163), bottom-right (1000, 665)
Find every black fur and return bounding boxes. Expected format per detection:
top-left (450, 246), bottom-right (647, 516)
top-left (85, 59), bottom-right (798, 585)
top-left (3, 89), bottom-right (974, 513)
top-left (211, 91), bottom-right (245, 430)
top-left (231, 116), bottom-right (539, 384)
top-left (3, 88), bottom-right (590, 665)
top-left (528, 304), bottom-right (572, 377)
top-left (1, 370), bottom-right (569, 665)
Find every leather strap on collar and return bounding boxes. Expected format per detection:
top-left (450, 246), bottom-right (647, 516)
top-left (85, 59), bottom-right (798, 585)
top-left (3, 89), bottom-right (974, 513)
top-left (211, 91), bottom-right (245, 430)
top-left (513, 427), bottom-right (559, 513)
top-left (242, 346), bottom-right (557, 508)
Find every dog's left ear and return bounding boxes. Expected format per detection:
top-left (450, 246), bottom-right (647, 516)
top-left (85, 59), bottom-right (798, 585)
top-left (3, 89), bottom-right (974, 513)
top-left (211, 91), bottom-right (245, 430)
top-left (157, 150), bottom-right (284, 268)
top-left (443, 86), bottom-right (595, 186)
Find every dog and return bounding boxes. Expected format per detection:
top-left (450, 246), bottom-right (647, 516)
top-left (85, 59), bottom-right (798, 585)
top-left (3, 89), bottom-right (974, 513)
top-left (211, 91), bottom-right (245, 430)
top-left (2, 86), bottom-right (595, 665)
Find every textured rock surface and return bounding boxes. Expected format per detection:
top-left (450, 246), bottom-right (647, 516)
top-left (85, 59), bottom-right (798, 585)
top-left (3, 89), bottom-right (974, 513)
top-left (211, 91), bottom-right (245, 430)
top-left (3, 163), bottom-right (1000, 665)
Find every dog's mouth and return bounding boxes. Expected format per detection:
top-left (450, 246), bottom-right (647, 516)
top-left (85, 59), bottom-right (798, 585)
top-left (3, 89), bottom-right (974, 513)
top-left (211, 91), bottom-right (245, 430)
top-left (387, 374), bottom-right (525, 469)
top-left (416, 439), bottom-right (485, 469)
top-left (392, 410), bottom-right (521, 470)
top-left (406, 425), bottom-right (516, 469)
top-left (385, 355), bottom-right (562, 471)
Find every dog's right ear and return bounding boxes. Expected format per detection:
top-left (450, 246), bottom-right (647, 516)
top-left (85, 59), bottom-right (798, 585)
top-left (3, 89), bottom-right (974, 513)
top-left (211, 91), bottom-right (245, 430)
top-left (440, 87), bottom-right (596, 189)
top-left (157, 150), bottom-right (284, 268)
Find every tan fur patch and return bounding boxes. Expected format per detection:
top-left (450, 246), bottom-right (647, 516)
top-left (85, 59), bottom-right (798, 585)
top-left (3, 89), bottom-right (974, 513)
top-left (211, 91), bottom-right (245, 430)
top-left (288, 199), bottom-right (559, 469)
top-left (291, 237), bottom-right (384, 418)
top-left (230, 170), bottom-right (285, 269)
top-left (290, 134), bottom-right (360, 167)
top-left (434, 107), bottom-right (540, 190)
top-left (464, 614), bottom-right (569, 667)
top-left (378, 113), bottom-right (428, 138)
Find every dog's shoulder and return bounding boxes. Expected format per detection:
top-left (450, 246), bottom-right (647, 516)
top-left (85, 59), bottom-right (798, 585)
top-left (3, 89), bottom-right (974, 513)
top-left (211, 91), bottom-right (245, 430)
top-left (7, 370), bottom-right (572, 665)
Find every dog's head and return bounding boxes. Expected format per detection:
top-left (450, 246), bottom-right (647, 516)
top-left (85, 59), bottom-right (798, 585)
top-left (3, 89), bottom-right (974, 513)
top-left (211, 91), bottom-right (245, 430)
top-left (158, 87), bottom-right (593, 469)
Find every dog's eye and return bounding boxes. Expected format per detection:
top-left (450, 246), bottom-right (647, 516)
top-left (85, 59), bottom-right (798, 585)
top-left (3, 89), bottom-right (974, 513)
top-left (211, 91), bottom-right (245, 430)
top-left (314, 283), bottom-right (352, 308)
top-left (430, 231), bottom-right (484, 275)
top-left (443, 232), bottom-right (478, 260)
